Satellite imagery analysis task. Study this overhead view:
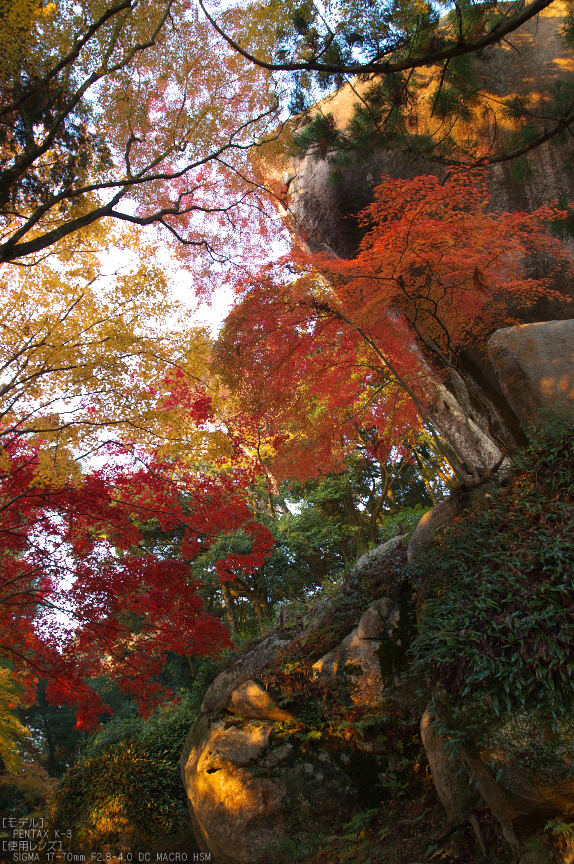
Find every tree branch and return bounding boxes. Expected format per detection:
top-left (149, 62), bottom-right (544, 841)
top-left (199, 0), bottom-right (553, 77)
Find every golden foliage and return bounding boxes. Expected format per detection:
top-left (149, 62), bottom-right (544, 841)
top-left (0, 668), bottom-right (32, 774)
top-left (0, 227), bottom-right (226, 472)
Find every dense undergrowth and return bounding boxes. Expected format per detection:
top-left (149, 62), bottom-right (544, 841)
top-left (304, 423), bottom-right (574, 863)
top-left (48, 699), bottom-right (199, 855)
top-left (411, 422), bottom-right (574, 777)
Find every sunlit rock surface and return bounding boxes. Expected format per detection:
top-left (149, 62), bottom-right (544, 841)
top-left (181, 540), bottom-right (413, 863)
top-left (312, 593), bottom-right (410, 707)
top-left (181, 653), bottom-right (356, 863)
top-left (488, 319), bottom-right (574, 431)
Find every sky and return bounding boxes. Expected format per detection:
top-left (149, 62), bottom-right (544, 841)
top-left (99, 239), bottom-right (235, 337)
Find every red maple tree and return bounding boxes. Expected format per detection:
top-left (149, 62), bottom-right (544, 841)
top-left (0, 430), bottom-right (275, 729)
top-left (217, 170), bottom-right (573, 479)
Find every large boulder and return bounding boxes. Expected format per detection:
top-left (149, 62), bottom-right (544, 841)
top-left (420, 708), bottom-right (481, 822)
top-left (183, 711), bottom-right (356, 864)
top-left (180, 635), bottom-right (291, 862)
top-left (421, 707), bottom-right (574, 864)
top-left (312, 592), bottom-right (413, 707)
top-left (488, 319), bottom-right (574, 431)
top-left (181, 539), bottom-right (416, 864)
top-left (406, 317), bottom-right (574, 558)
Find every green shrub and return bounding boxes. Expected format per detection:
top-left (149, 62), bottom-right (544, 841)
top-left (50, 697), bottom-right (198, 852)
top-left (377, 504), bottom-right (430, 543)
top-left (410, 422), bottom-right (574, 725)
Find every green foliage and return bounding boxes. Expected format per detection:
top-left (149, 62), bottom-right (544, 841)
top-left (281, 453), bottom-right (432, 568)
top-left (291, 74), bottom-right (413, 165)
top-left (342, 807), bottom-right (379, 841)
top-left (432, 55), bottom-right (481, 122)
top-left (510, 154), bottom-right (534, 183)
top-left (81, 716), bottom-right (145, 758)
top-left (0, 677), bottom-right (71, 820)
top-left (280, 474), bottom-right (364, 567)
top-left (189, 447), bottom-right (434, 637)
top-left (501, 94), bottom-right (532, 123)
top-left (549, 194), bottom-right (574, 241)
top-left (292, 113), bottom-right (347, 159)
top-left (546, 818), bottom-right (574, 842)
top-left (23, 680), bottom-right (82, 777)
top-left (50, 698), bottom-right (199, 851)
top-left (282, 0), bottom-right (551, 166)
top-left (411, 422), bottom-right (574, 726)
top-left (192, 520), bottom-right (324, 633)
top-left (281, 2), bottom-right (574, 170)
top-left (377, 505), bottom-right (429, 543)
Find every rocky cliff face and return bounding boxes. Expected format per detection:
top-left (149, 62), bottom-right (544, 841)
top-left (262, 2), bottom-right (574, 267)
top-left (181, 537), bottom-right (418, 864)
top-left (254, 3), bottom-right (574, 480)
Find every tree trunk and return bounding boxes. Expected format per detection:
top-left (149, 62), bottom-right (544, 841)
top-left (222, 583), bottom-right (239, 639)
top-left (254, 595), bottom-right (272, 632)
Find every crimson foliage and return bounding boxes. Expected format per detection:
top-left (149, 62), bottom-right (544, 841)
top-left (0, 436), bottom-right (274, 729)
